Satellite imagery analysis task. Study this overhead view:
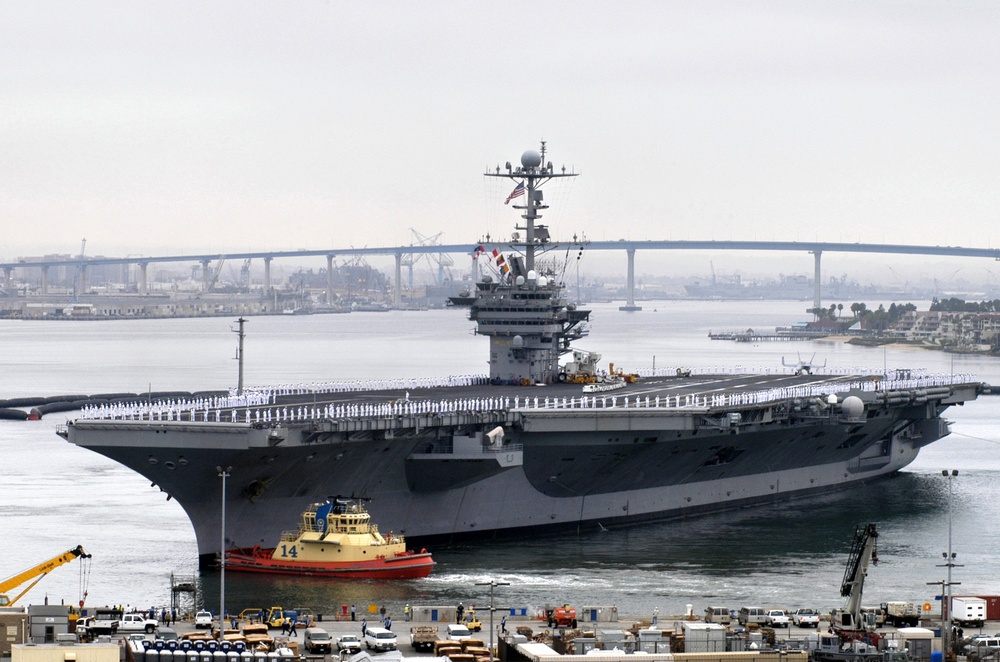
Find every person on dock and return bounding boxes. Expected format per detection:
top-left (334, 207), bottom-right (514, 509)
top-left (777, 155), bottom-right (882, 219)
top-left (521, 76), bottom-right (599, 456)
top-left (404, 604), bottom-right (410, 621)
top-left (361, 619), bottom-right (367, 638)
top-left (652, 607), bottom-right (658, 626)
top-left (289, 616), bottom-right (298, 637)
top-left (351, 605), bottom-right (356, 621)
top-left (501, 616), bottom-right (507, 634)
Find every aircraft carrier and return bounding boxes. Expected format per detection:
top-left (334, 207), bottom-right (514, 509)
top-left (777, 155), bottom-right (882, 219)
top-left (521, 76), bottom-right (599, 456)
top-left (61, 144), bottom-right (983, 565)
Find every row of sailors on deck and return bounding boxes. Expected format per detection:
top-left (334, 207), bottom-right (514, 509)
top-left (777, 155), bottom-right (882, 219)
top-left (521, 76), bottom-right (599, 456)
top-left (639, 366), bottom-right (934, 378)
top-left (76, 373), bottom-right (974, 422)
top-left (228, 374), bottom-right (489, 399)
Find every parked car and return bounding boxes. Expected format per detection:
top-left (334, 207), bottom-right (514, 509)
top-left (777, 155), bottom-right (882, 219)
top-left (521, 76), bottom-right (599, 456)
top-left (304, 627), bottom-right (333, 654)
top-left (964, 638), bottom-right (1000, 661)
top-left (194, 611), bottom-right (214, 629)
top-left (156, 627), bottom-right (178, 642)
top-left (446, 624), bottom-right (472, 641)
top-left (364, 627), bottom-right (397, 652)
top-left (704, 606), bottom-right (731, 625)
top-left (337, 634), bottom-right (362, 653)
top-left (792, 608), bottom-right (820, 628)
top-left (765, 609), bottom-right (790, 628)
top-left (738, 607), bottom-right (767, 626)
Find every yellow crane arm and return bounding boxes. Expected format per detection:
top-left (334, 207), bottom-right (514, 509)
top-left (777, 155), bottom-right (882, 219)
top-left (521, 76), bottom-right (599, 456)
top-left (0, 545), bottom-right (91, 606)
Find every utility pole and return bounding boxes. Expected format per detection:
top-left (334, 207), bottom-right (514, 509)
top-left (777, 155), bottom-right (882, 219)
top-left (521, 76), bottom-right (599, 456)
top-left (939, 470), bottom-right (960, 659)
top-left (475, 580), bottom-right (510, 660)
top-left (216, 466), bottom-right (232, 623)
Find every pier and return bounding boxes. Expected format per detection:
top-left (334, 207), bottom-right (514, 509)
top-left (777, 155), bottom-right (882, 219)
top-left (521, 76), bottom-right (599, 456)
top-left (709, 329), bottom-right (830, 342)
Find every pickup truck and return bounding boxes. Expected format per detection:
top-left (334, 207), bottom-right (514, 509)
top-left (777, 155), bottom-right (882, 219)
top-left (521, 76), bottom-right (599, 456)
top-left (118, 613), bottom-right (158, 633)
top-left (791, 608), bottom-right (820, 628)
top-left (77, 608), bottom-right (123, 640)
top-left (410, 625), bottom-right (439, 652)
top-left (765, 609), bottom-right (790, 628)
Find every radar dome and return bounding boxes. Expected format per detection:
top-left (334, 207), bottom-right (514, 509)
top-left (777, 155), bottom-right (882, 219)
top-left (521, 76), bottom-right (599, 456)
top-left (521, 150), bottom-right (542, 168)
top-left (841, 395), bottom-right (864, 419)
top-left (515, 275), bottom-right (525, 286)
top-left (538, 276), bottom-right (548, 287)
top-left (512, 335), bottom-right (524, 348)
top-left (527, 270), bottom-right (537, 281)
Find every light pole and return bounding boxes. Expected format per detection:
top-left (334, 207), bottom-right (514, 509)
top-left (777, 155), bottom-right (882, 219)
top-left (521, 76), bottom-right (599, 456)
top-left (475, 579), bottom-right (510, 660)
top-left (941, 469), bottom-right (959, 658)
top-left (217, 466), bottom-right (232, 627)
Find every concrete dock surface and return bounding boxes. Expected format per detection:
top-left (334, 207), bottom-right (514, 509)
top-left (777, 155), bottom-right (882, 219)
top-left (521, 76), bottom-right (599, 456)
top-left (141, 613), bottom-right (1000, 658)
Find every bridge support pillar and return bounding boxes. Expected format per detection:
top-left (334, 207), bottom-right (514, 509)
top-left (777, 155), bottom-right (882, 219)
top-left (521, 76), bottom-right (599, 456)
top-left (619, 248), bottom-right (641, 312)
top-left (812, 250), bottom-right (822, 313)
top-left (138, 262), bottom-right (148, 295)
top-left (326, 254), bottom-right (335, 307)
top-left (394, 253), bottom-right (402, 308)
top-left (201, 260), bottom-right (211, 292)
top-left (3, 267), bottom-right (12, 293)
top-left (41, 265), bottom-right (49, 294)
top-left (77, 264), bottom-right (88, 296)
top-left (263, 257), bottom-right (272, 295)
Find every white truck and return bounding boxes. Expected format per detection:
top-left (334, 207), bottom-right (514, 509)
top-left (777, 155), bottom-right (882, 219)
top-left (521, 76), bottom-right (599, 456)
top-left (791, 608), bottom-right (820, 628)
top-left (765, 609), bottom-right (790, 628)
top-left (881, 601), bottom-right (920, 627)
top-left (952, 597), bottom-right (987, 628)
top-left (118, 613), bottom-right (159, 633)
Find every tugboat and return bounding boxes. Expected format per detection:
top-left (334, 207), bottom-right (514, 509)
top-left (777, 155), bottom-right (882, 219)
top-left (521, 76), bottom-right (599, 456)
top-left (224, 498), bottom-right (434, 579)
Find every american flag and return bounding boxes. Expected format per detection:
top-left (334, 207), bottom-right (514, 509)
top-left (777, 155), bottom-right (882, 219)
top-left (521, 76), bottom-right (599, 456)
top-left (504, 181), bottom-right (525, 205)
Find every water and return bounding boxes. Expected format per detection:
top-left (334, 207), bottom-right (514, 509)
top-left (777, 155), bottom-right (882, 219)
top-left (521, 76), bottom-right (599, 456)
top-left (2, 301), bottom-right (999, 621)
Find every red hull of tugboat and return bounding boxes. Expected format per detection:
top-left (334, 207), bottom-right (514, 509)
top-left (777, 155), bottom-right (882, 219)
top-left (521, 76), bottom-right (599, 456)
top-left (225, 547), bottom-right (435, 579)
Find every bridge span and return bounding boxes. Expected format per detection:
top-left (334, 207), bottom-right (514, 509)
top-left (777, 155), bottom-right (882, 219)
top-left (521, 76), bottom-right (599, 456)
top-left (3, 240), bottom-right (999, 311)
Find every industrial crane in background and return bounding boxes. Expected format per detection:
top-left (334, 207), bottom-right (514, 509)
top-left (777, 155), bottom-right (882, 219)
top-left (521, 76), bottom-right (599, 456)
top-left (205, 257), bottom-right (226, 292)
top-left (401, 229), bottom-right (454, 288)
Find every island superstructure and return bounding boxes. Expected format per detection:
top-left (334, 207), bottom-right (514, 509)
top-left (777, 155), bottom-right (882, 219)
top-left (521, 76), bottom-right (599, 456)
top-left (61, 144), bottom-right (983, 565)
top-left (476, 143), bottom-right (590, 384)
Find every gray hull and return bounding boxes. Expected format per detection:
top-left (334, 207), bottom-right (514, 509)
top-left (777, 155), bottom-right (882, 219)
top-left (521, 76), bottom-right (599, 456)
top-left (63, 375), bottom-right (979, 563)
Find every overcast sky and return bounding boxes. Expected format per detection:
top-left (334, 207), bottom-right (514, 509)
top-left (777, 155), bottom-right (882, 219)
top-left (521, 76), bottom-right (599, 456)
top-left (2, 1), bottom-right (999, 280)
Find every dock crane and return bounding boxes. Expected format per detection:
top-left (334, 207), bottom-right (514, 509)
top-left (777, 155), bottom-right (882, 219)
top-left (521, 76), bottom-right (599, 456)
top-left (831, 523), bottom-right (879, 636)
top-left (0, 545), bottom-right (92, 606)
top-left (812, 524), bottom-right (885, 662)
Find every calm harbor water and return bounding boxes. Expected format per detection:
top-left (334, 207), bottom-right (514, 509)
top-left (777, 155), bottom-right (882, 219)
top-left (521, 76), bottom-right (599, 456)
top-left (2, 301), bottom-right (999, 622)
